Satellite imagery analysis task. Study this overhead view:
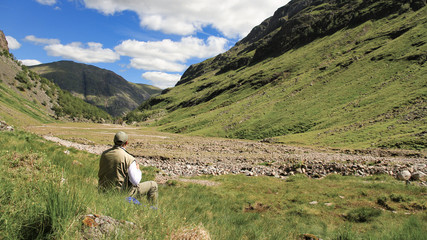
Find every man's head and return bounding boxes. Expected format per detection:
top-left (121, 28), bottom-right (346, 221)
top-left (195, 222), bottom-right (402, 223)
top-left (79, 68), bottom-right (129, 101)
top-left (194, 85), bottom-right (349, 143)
top-left (114, 131), bottom-right (128, 146)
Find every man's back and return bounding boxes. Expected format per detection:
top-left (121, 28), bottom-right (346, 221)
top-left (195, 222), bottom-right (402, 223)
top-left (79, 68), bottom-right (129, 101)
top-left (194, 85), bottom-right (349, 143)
top-left (98, 146), bottom-right (134, 191)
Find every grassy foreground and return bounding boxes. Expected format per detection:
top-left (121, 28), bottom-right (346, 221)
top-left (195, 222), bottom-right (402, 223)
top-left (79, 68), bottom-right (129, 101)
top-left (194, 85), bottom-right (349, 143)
top-left (0, 130), bottom-right (426, 239)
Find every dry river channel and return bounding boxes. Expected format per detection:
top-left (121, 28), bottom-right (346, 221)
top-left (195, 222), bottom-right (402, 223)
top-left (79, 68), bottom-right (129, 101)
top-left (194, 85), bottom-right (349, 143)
top-left (38, 124), bottom-right (426, 185)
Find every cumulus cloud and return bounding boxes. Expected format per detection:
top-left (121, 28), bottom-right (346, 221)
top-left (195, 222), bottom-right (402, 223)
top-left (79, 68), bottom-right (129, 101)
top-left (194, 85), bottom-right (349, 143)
top-left (142, 72), bottom-right (181, 89)
top-left (25, 35), bottom-right (60, 45)
top-left (5, 36), bottom-right (21, 49)
top-left (130, 58), bottom-right (187, 72)
top-left (19, 59), bottom-right (42, 66)
top-left (115, 36), bottom-right (228, 72)
top-left (82, 0), bottom-right (283, 38)
top-left (25, 35), bottom-right (119, 63)
top-left (44, 42), bottom-right (120, 63)
top-left (36, 0), bottom-right (57, 6)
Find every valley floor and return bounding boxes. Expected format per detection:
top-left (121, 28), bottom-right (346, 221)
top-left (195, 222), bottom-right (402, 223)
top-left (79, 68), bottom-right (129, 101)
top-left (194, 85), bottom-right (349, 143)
top-left (1, 122), bottom-right (426, 239)
top-left (26, 122), bottom-right (426, 185)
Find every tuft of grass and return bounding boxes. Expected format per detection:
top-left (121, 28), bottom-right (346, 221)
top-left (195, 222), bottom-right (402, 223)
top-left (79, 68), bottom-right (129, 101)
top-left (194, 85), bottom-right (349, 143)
top-left (43, 184), bottom-right (84, 237)
top-left (345, 207), bottom-right (382, 223)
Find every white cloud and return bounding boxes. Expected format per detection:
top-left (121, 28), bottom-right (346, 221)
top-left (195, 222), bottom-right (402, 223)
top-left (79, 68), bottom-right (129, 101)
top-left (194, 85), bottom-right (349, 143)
top-left (19, 59), bottom-right (42, 66)
top-left (130, 58), bottom-right (187, 72)
top-left (25, 35), bottom-right (60, 45)
top-left (44, 42), bottom-right (120, 63)
top-left (25, 35), bottom-right (119, 63)
top-left (36, 0), bottom-right (57, 6)
top-left (142, 71), bottom-right (181, 89)
top-left (5, 36), bottom-right (21, 49)
top-left (82, 0), bottom-right (284, 38)
top-left (115, 36), bottom-right (228, 72)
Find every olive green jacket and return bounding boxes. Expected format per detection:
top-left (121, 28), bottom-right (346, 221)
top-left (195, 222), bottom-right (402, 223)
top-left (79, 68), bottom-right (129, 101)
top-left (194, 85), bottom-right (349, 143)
top-left (98, 146), bottom-right (135, 191)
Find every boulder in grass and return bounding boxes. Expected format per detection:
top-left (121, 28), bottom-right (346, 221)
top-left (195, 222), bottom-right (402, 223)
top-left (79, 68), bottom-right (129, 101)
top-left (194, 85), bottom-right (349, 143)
top-left (169, 224), bottom-right (211, 240)
top-left (81, 214), bottom-right (136, 240)
top-left (0, 121), bottom-right (14, 131)
top-left (397, 170), bottom-right (411, 181)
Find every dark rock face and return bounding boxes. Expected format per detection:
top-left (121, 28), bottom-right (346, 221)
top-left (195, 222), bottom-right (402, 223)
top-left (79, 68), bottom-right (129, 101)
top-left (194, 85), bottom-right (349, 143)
top-left (0, 30), bottom-right (9, 52)
top-left (178, 62), bottom-right (209, 86)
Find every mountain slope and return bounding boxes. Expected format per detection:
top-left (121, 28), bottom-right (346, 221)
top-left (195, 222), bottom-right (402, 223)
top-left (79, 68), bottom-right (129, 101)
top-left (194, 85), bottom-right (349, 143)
top-left (0, 31), bottom-right (111, 126)
top-left (30, 61), bottom-right (162, 117)
top-left (127, 0), bottom-right (427, 150)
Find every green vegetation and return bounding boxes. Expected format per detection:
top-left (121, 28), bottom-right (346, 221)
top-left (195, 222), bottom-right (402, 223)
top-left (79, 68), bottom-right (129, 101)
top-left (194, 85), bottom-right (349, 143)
top-left (0, 80), bottom-right (54, 125)
top-left (1, 130), bottom-right (426, 239)
top-left (345, 207), bottom-right (382, 223)
top-left (128, 3), bottom-right (426, 151)
top-left (1, 2), bottom-right (426, 238)
top-left (52, 89), bottom-right (111, 122)
top-left (0, 52), bottom-right (112, 126)
top-left (15, 70), bottom-right (32, 91)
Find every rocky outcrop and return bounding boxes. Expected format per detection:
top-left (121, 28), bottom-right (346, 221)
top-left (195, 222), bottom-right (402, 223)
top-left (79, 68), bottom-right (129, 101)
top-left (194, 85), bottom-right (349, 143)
top-left (0, 30), bottom-right (9, 52)
top-left (0, 120), bottom-right (14, 131)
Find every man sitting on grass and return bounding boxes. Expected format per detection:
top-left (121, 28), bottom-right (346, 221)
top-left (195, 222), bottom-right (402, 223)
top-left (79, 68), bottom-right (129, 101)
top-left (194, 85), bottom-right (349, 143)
top-left (98, 131), bottom-right (158, 205)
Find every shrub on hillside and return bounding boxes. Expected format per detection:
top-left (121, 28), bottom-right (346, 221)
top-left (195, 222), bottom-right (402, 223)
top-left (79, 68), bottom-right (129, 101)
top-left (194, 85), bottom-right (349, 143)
top-left (15, 71), bottom-right (30, 84)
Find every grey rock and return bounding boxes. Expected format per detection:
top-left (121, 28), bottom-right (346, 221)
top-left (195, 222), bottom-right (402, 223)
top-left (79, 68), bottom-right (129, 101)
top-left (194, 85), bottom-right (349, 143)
top-left (81, 214), bottom-right (135, 240)
top-left (397, 170), bottom-right (411, 181)
top-left (411, 172), bottom-right (425, 181)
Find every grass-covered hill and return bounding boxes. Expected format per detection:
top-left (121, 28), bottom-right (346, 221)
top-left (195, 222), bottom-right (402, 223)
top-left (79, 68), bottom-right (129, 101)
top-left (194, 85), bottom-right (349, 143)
top-left (30, 61), bottom-right (162, 117)
top-left (127, 0), bottom-right (427, 150)
top-left (0, 34), bottom-right (111, 126)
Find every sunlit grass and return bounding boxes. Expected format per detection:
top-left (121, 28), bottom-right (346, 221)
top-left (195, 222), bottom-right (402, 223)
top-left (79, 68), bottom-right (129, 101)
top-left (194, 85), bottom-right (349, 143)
top-left (1, 130), bottom-right (426, 239)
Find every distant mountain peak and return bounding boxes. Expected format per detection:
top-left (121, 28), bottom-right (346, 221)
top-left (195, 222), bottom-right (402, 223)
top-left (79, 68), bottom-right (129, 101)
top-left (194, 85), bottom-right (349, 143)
top-left (30, 61), bottom-right (161, 116)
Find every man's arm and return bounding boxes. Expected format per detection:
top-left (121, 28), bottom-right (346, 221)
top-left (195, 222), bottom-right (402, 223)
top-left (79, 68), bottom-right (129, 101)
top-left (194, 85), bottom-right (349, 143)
top-left (128, 161), bottom-right (142, 186)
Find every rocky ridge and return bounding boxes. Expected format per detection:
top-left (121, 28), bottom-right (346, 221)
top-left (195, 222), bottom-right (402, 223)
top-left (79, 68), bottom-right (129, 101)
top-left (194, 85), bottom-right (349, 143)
top-left (0, 30), bottom-right (8, 52)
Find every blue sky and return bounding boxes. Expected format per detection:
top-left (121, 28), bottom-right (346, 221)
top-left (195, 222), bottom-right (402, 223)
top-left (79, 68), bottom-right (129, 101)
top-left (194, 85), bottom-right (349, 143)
top-left (1, 0), bottom-right (287, 88)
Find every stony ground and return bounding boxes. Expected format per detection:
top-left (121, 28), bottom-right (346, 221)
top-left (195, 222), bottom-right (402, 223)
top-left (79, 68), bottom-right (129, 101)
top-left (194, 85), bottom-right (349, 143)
top-left (38, 123), bottom-right (427, 185)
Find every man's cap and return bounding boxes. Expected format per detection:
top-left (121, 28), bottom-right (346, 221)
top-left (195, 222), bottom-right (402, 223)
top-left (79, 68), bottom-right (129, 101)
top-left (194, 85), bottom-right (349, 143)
top-left (114, 131), bottom-right (128, 145)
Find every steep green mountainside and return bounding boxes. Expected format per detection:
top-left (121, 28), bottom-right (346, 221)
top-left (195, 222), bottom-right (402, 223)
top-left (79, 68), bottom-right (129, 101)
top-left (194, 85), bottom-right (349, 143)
top-left (127, 0), bottom-right (427, 150)
top-left (30, 61), bottom-right (162, 117)
top-left (0, 39), bottom-right (111, 126)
